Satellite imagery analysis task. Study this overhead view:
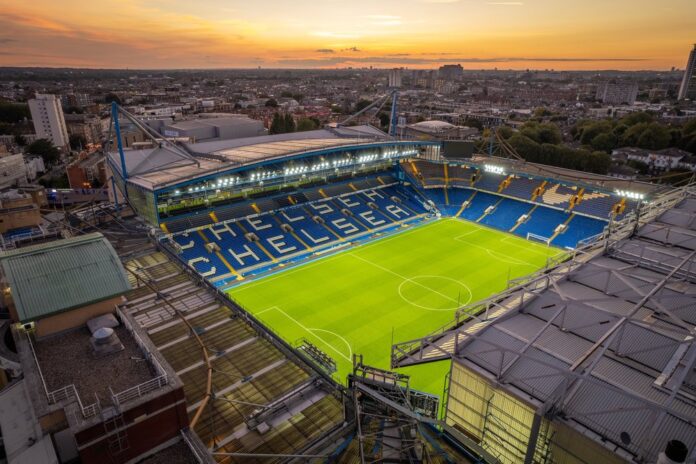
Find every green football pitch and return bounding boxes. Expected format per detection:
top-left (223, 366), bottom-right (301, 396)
top-left (227, 218), bottom-right (562, 397)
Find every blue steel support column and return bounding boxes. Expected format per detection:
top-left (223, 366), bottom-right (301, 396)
top-left (389, 89), bottom-right (399, 137)
top-left (112, 102), bottom-right (128, 180)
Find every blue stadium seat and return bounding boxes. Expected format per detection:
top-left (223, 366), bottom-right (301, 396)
top-left (277, 207), bottom-right (335, 247)
top-left (473, 173), bottom-right (505, 193)
top-left (460, 192), bottom-right (500, 222)
top-left (306, 200), bottom-right (368, 237)
top-left (241, 216), bottom-right (306, 258)
top-left (480, 198), bottom-right (534, 231)
top-left (552, 215), bottom-right (607, 249)
top-left (502, 176), bottom-right (542, 201)
top-left (513, 207), bottom-right (568, 241)
top-left (201, 222), bottom-right (272, 270)
top-left (171, 232), bottom-right (230, 279)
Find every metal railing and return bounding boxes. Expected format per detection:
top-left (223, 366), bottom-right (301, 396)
top-left (111, 306), bottom-right (169, 407)
top-left (25, 331), bottom-right (101, 419)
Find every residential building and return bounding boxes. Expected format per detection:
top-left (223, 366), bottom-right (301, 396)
top-left (678, 44), bottom-right (696, 100)
top-left (595, 81), bottom-right (639, 105)
top-left (388, 68), bottom-right (402, 88)
top-left (64, 113), bottom-right (103, 145)
top-left (27, 94), bottom-right (69, 149)
top-left (439, 64), bottom-right (464, 80)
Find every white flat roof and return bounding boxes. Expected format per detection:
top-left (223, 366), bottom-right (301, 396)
top-left (108, 126), bottom-right (395, 190)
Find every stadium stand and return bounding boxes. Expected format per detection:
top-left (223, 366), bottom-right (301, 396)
top-left (166, 182), bottom-right (430, 283)
top-left (121, 250), bottom-right (345, 461)
top-left (551, 214), bottom-right (607, 249)
top-left (459, 191), bottom-right (501, 222)
top-left (500, 175), bottom-right (543, 200)
top-left (571, 190), bottom-right (621, 219)
top-left (472, 172), bottom-right (505, 193)
top-left (512, 206), bottom-right (569, 241)
top-left (536, 182), bottom-right (577, 209)
top-left (479, 198), bottom-right (535, 231)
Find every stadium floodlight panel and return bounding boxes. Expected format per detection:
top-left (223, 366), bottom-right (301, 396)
top-left (615, 189), bottom-right (645, 200)
top-left (484, 164), bottom-right (505, 175)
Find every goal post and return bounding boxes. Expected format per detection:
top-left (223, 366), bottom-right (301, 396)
top-left (526, 232), bottom-right (551, 245)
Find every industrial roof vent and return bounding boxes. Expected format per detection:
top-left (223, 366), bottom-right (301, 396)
top-left (90, 326), bottom-right (124, 357)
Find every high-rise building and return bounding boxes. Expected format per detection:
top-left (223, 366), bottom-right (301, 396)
top-left (388, 68), bottom-right (402, 88)
top-left (678, 44), bottom-right (696, 100)
top-left (438, 64), bottom-right (464, 80)
top-left (595, 81), bottom-right (639, 105)
top-left (28, 94), bottom-right (69, 149)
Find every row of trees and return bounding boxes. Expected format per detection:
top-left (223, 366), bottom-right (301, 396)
top-left (269, 113), bottom-right (320, 135)
top-left (572, 112), bottom-right (696, 154)
top-left (493, 121), bottom-right (611, 174)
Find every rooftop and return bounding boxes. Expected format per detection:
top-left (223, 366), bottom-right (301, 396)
top-left (0, 233), bottom-right (131, 323)
top-left (32, 324), bottom-right (156, 406)
top-left (107, 125), bottom-right (393, 191)
top-left (396, 188), bottom-right (696, 462)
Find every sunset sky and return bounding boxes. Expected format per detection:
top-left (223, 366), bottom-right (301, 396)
top-left (0, 0), bottom-right (694, 70)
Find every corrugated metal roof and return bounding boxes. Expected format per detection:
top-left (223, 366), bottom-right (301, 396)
top-left (0, 233), bottom-right (131, 322)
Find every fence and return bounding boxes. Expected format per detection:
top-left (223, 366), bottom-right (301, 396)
top-left (111, 306), bottom-right (169, 408)
top-left (25, 331), bottom-right (101, 419)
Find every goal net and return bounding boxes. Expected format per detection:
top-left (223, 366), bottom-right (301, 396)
top-left (527, 232), bottom-right (551, 245)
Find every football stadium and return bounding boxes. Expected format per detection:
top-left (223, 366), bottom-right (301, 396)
top-left (93, 105), bottom-right (696, 463)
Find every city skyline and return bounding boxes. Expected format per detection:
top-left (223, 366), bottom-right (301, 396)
top-left (0, 0), bottom-right (694, 70)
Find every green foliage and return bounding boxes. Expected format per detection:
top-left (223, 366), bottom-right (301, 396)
top-left (572, 112), bottom-right (695, 154)
top-left (265, 98), bottom-right (278, 108)
top-left (284, 114), bottom-right (295, 133)
top-left (519, 121), bottom-right (562, 145)
top-left (296, 117), bottom-right (318, 132)
top-left (0, 102), bottom-right (30, 124)
top-left (269, 113), bottom-right (285, 134)
top-left (508, 133), bottom-right (610, 174)
top-left (25, 138), bottom-right (60, 165)
top-left (354, 99), bottom-right (371, 113)
top-left (269, 112), bottom-right (296, 134)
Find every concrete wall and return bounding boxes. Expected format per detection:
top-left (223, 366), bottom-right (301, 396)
top-left (32, 297), bottom-right (123, 339)
top-left (74, 387), bottom-right (189, 464)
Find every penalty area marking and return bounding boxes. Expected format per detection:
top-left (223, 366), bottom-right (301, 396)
top-left (257, 306), bottom-right (352, 362)
top-left (397, 275), bottom-right (472, 311)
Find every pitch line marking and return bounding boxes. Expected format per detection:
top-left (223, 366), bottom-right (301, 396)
top-left (397, 275), bottom-right (472, 311)
top-left (454, 236), bottom-right (538, 268)
top-left (311, 328), bottom-right (353, 361)
top-left (266, 306), bottom-right (352, 362)
top-left (349, 253), bottom-right (469, 307)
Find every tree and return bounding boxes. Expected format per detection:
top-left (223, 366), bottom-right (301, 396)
top-left (69, 134), bottom-right (86, 151)
top-left (103, 93), bottom-right (121, 105)
top-left (590, 132), bottom-right (617, 152)
top-left (265, 98), bottom-right (278, 108)
top-left (25, 138), bottom-right (60, 166)
top-left (354, 99), bottom-right (371, 113)
top-left (13, 134), bottom-right (26, 146)
top-left (269, 113), bottom-right (285, 134)
top-left (296, 117), bottom-right (318, 132)
top-left (0, 102), bottom-right (30, 124)
top-left (636, 123), bottom-right (671, 150)
top-left (283, 114), bottom-right (296, 133)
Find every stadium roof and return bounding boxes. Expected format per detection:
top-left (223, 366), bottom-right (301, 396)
top-left (396, 189), bottom-right (696, 461)
top-left (107, 125), bottom-right (397, 191)
top-left (0, 233), bottom-right (131, 323)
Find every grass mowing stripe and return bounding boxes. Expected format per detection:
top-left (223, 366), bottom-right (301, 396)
top-left (227, 218), bottom-right (559, 397)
